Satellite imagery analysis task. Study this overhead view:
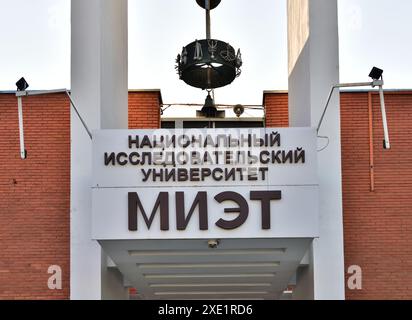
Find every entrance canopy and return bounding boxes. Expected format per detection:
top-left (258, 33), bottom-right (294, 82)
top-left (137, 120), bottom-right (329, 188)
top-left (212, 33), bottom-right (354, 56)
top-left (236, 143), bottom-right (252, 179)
top-left (100, 238), bottom-right (311, 300)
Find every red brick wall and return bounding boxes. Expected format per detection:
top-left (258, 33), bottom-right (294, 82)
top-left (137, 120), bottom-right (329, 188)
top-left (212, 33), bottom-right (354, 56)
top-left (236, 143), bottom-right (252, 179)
top-left (264, 90), bottom-right (412, 299)
top-left (264, 92), bottom-right (289, 127)
top-left (0, 93), bottom-right (70, 299)
top-left (128, 91), bottom-right (161, 129)
top-left (1, 90), bottom-right (411, 300)
top-left (0, 90), bottom-right (162, 300)
top-left (341, 91), bottom-right (412, 300)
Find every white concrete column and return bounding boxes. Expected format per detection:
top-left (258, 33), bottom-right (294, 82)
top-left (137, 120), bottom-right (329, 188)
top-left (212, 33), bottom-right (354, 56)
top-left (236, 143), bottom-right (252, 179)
top-left (71, 0), bottom-right (128, 300)
top-left (287, 0), bottom-right (345, 299)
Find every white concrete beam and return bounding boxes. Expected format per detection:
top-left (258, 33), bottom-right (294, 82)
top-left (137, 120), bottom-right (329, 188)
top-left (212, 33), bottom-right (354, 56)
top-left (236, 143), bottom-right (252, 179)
top-left (70, 0), bottom-right (128, 300)
top-left (288, 0), bottom-right (345, 300)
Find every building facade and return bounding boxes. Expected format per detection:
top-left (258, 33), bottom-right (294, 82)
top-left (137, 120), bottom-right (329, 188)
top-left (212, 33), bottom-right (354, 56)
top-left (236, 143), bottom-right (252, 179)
top-left (0, 89), bottom-right (411, 300)
top-left (1, 0), bottom-right (411, 300)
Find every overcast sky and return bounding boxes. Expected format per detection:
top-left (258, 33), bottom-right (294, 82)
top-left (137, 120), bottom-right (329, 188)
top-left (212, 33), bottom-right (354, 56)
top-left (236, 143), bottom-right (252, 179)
top-left (0, 0), bottom-right (411, 106)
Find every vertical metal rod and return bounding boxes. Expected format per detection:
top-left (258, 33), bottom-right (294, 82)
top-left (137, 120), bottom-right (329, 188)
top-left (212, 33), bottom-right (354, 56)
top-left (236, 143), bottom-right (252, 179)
top-left (378, 84), bottom-right (391, 149)
top-left (205, 1), bottom-right (212, 88)
top-left (205, 0), bottom-right (211, 39)
top-left (368, 92), bottom-right (375, 191)
top-left (17, 97), bottom-right (26, 159)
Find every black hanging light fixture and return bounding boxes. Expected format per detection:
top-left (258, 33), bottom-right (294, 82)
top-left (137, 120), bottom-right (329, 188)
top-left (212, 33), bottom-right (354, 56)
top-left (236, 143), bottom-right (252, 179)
top-left (175, 0), bottom-right (242, 117)
top-left (196, 0), bottom-right (221, 10)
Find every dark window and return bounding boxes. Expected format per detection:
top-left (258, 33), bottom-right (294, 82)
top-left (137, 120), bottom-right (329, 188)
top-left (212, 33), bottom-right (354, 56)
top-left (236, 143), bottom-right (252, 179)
top-left (215, 121), bottom-right (263, 128)
top-left (161, 121), bottom-right (175, 129)
top-left (161, 120), bottom-right (264, 129)
top-left (183, 121), bottom-right (212, 129)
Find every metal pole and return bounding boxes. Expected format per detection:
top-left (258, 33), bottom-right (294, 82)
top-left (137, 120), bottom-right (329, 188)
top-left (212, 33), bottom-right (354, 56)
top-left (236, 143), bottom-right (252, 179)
top-left (65, 90), bottom-right (93, 140)
top-left (333, 81), bottom-right (373, 88)
top-left (205, 1), bottom-right (212, 88)
top-left (205, 0), bottom-right (211, 39)
top-left (317, 86), bottom-right (336, 133)
top-left (16, 89), bottom-right (68, 97)
top-left (378, 84), bottom-right (391, 149)
top-left (317, 80), bottom-right (391, 150)
top-left (15, 89), bottom-right (93, 141)
top-left (317, 81), bottom-right (374, 133)
top-left (17, 96), bottom-right (27, 159)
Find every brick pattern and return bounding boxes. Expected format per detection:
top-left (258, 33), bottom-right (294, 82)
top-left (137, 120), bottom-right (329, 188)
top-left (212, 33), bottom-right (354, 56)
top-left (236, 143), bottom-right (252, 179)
top-left (1, 90), bottom-right (411, 300)
top-left (265, 91), bottom-right (412, 299)
top-left (264, 92), bottom-right (289, 127)
top-left (0, 90), bottom-right (162, 300)
top-left (341, 92), bottom-right (412, 300)
top-left (128, 91), bottom-right (161, 129)
top-left (0, 93), bottom-right (70, 300)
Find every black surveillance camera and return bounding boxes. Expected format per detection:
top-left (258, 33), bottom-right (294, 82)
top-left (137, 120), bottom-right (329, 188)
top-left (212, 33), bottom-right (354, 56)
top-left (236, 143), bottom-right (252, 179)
top-left (208, 239), bottom-right (220, 249)
top-left (369, 67), bottom-right (383, 81)
top-left (16, 77), bottom-right (29, 92)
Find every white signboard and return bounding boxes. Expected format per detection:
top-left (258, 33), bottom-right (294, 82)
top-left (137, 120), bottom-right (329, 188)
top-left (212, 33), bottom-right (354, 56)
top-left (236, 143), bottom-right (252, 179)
top-left (92, 128), bottom-right (319, 240)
